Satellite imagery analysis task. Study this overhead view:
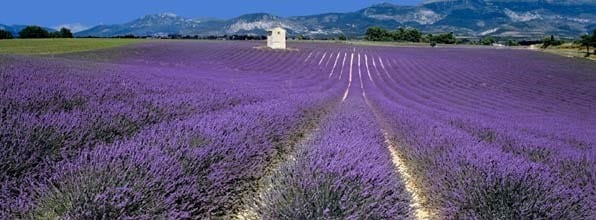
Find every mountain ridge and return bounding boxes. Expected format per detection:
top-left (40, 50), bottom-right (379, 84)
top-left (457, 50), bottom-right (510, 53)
top-left (10, 1), bottom-right (595, 39)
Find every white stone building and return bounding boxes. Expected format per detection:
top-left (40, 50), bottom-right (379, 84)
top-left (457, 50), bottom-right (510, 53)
top-left (267, 27), bottom-right (286, 49)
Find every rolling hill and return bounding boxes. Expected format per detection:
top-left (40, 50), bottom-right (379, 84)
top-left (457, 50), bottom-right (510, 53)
top-left (69, 0), bottom-right (596, 38)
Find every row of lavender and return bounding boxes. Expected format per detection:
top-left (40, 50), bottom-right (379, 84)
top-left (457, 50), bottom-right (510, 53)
top-left (2, 41), bottom-right (594, 219)
top-left (250, 86), bottom-right (412, 219)
top-left (0, 55), bottom-right (263, 182)
top-left (361, 47), bottom-right (595, 218)
top-left (0, 42), bottom-right (354, 218)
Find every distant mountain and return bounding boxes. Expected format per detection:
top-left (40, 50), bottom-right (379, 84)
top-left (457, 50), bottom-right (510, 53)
top-left (77, 13), bottom-right (224, 37)
top-left (0, 24), bottom-right (56, 37)
top-left (76, 0), bottom-right (596, 38)
top-left (76, 12), bottom-right (309, 37)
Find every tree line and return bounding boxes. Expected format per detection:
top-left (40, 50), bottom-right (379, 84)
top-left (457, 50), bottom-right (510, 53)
top-left (0, 25), bottom-right (73, 39)
top-left (365, 26), bottom-right (456, 45)
top-left (532, 30), bottom-right (595, 56)
top-left (365, 26), bottom-right (596, 54)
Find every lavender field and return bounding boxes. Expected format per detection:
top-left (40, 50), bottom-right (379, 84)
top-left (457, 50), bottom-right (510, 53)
top-left (1, 41), bottom-right (594, 219)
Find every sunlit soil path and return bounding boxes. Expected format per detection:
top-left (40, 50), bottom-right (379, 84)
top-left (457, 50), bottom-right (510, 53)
top-left (358, 49), bottom-right (434, 219)
top-left (363, 90), bottom-right (436, 220)
top-left (235, 124), bottom-right (328, 220)
top-left (235, 47), bottom-right (431, 219)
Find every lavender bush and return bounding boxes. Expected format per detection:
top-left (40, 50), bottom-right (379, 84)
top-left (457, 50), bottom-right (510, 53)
top-left (15, 143), bottom-right (198, 219)
top-left (254, 93), bottom-right (411, 219)
top-left (1, 41), bottom-right (594, 218)
top-left (364, 47), bottom-right (595, 218)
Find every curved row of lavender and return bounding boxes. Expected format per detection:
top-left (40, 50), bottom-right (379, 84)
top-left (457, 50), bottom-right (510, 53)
top-left (0, 42), bottom-right (349, 218)
top-left (253, 85), bottom-right (411, 219)
top-left (1, 41), bottom-right (594, 219)
top-left (359, 47), bottom-right (595, 218)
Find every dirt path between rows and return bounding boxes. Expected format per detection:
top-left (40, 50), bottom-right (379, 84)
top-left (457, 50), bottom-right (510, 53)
top-left (234, 103), bottom-right (339, 219)
top-left (236, 47), bottom-right (434, 219)
top-left (362, 91), bottom-right (436, 220)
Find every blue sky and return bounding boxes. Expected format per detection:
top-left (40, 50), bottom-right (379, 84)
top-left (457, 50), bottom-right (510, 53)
top-left (0, 0), bottom-right (422, 31)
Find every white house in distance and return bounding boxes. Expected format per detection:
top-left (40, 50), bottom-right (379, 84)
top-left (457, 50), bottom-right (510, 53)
top-left (267, 27), bottom-right (286, 49)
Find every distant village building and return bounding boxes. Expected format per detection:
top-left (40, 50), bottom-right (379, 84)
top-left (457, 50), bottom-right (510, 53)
top-left (267, 27), bottom-right (286, 49)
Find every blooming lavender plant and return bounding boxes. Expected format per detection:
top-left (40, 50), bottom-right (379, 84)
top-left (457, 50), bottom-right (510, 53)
top-left (1, 41), bottom-right (594, 219)
top-left (365, 47), bottom-right (595, 218)
top-left (254, 92), bottom-right (412, 219)
top-left (15, 143), bottom-right (198, 219)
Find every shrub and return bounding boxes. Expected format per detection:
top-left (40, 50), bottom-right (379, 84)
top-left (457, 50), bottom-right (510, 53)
top-left (440, 156), bottom-right (586, 219)
top-left (14, 144), bottom-right (200, 219)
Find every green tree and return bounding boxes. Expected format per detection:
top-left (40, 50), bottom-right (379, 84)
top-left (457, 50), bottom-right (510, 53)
top-left (0, 29), bottom-right (13, 39)
top-left (338, 34), bottom-right (347, 41)
top-left (578, 30), bottom-right (596, 57)
top-left (391, 28), bottom-right (405, 41)
top-left (402, 28), bottom-right (422, 42)
top-left (542, 35), bottom-right (554, 48)
top-left (593, 29), bottom-right (596, 54)
top-left (506, 39), bottom-right (519, 46)
top-left (296, 34), bottom-right (305, 40)
top-left (406, 28), bottom-right (422, 42)
top-left (48, 28), bottom-right (74, 38)
top-left (390, 28), bottom-right (421, 42)
top-left (18, 26), bottom-right (49, 38)
top-left (423, 33), bottom-right (433, 43)
top-left (49, 31), bottom-right (59, 38)
top-left (542, 35), bottom-right (563, 49)
top-left (479, 36), bottom-right (495, 45)
top-left (366, 26), bottom-right (422, 42)
top-left (59, 28), bottom-right (73, 38)
top-left (430, 32), bottom-right (457, 44)
top-left (365, 26), bottom-right (391, 41)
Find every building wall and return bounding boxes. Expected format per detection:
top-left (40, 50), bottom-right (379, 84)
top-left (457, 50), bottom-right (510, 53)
top-left (267, 29), bottom-right (286, 49)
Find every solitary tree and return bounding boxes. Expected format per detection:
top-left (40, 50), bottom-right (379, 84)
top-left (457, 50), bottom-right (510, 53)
top-left (18, 26), bottom-right (49, 38)
top-left (542, 35), bottom-right (562, 49)
top-left (579, 35), bottom-right (591, 56)
top-left (0, 29), bottom-right (13, 39)
top-left (578, 30), bottom-right (596, 57)
top-left (59, 28), bottom-right (73, 38)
